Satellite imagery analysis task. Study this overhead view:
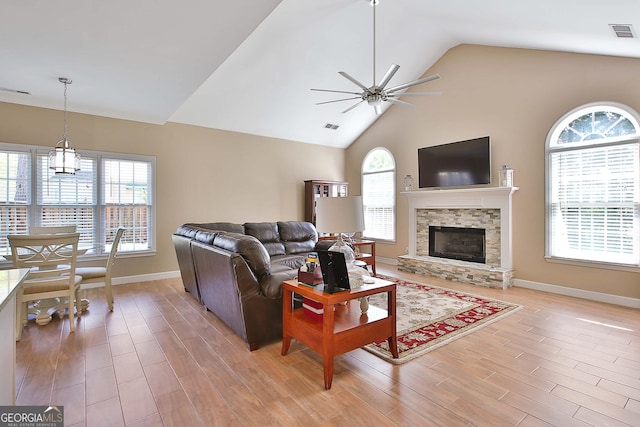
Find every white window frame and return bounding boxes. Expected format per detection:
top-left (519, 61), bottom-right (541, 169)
top-left (0, 142), bottom-right (156, 261)
top-left (361, 147), bottom-right (396, 242)
top-left (545, 102), bottom-right (640, 271)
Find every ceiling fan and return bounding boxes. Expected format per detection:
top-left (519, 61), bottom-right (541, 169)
top-left (311, 0), bottom-right (441, 115)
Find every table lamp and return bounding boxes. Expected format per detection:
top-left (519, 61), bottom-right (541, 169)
top-left (315, 196), bottom-right (365, 264)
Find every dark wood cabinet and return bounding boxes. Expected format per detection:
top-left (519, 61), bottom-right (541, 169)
top-left (304, 180), bottom-right (348, 225)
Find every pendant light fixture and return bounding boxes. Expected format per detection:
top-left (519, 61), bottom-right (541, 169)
top-left (49, 77), bottom-right (81, 175)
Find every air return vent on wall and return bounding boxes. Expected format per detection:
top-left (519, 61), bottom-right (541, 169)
top-left (609, 24), bottom-right (635, 38)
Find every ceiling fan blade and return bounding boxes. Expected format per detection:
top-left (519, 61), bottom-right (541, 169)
top-left (315, 97), bottom-right (362, 106)
top-left (386, 98), bottom-right (415, 108)
top-left (342, 100), bottom-right (365, 114)
top-left (311, 88), bottom-right (362, 95)
top-left (388, 91), bottom-right (442, 97)
top-left (339, 71), bottom-right (370, 92)
top-left (386, 73), bottom-right (440, 93)
top-left (377, 64), bottom-right (400, 90)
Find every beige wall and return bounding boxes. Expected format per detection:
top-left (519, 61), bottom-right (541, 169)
top-left (345, 44), bottom-right (640, 299)
top-left (0, 102), bottom-right (345, 278)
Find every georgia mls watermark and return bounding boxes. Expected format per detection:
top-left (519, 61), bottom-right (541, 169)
top-left (0, 406), bottom-right (63, 427)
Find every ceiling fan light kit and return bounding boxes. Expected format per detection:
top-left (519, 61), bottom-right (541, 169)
top-left (312, 0), bottom-right (440, 115)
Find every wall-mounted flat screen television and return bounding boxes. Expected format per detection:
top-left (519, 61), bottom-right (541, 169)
top-left (418, 136), bottom-right (491, 188)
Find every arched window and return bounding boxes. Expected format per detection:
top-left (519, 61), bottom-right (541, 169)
top-left (362, 148), bottom-right (395, 241)
top-left (546, 102), bottom-right (640, 267)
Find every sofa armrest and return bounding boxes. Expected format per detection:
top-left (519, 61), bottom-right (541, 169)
top-left (191, 241), bottom-right (261, 341)
top-left (213, 232), bottom-right (271, 279)
top-left (172, 234), bottom-right (200, 300)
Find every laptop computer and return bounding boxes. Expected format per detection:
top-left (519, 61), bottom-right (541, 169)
top-left (317, 250), bottom-right (350, 294)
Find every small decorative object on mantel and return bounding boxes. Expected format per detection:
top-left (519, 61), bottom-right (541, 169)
top-left (403, 174), bottom-right (414, 191)
top-left (498, 164), bottom-right (514, 187)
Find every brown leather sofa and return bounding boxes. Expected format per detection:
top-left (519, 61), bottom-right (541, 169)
top-left (172, 221), bottom-right (333, 350)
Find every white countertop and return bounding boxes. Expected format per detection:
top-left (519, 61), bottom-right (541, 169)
top-left (0, 269), bottom-right (30, 311)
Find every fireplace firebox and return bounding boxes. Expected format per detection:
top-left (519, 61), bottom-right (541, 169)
top-left (429, 226), bottom-right (486, 263)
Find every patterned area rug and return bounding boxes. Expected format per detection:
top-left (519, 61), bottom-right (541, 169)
top-left (364, 276), bottom-right (522, 364)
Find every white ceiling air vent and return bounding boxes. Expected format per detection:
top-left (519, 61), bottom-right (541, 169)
top-left (0, 87), bottom-right (31, 95)
top-left (609, 24), bottom-right (635, 38)
top-left (324, 123), bottom-right (339, 130)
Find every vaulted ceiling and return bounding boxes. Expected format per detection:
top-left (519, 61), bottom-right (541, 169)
top-left (1, 0), bottom-right (639, 148)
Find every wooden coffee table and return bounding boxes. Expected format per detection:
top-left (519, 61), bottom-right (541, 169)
top-left (281, 277), bottom-right (398, 389)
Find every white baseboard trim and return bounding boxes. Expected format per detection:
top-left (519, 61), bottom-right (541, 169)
top-left (514, 278), bottom-right (640, 309)
top-left (81, 270), bottom-right (181, 289)
top-left (381, 256), bottom-right (639, 309)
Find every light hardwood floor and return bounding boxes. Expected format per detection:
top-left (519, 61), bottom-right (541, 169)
top-left (14, 263), bottom-right (640, 426)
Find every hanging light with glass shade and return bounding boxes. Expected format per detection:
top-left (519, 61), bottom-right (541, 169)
top-left (49, 77), bottom-right (81, 175)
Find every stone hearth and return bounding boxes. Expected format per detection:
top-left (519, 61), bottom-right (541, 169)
top-left (398, 187), bottom-right (518, 290)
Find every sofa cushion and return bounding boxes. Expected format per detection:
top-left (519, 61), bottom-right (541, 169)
top-left (244, 222), bottom-right (286, 256)
top-left (194, 230), bottom-right (217, 245)
top-left (175, 224), bottom-right (199, 239)
top-left (189, 222), bottom-right (245, 234)
top-left (277, 221), bottom-right (318, 254)
top-left (213, 232), bottom-right (271, 279)
top-left (271, 254), bottom-right (307, 270)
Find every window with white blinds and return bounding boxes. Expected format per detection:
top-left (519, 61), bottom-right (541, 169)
top-left (546, 103), bottom-right (640, 267)
top-left (37, 152), bottom-right (96, 246)
top-left (0, 142), bottom-right (155, 256)
top-left (362, 148), bottom-right (396, 241)
top-left (0, 149), bottom-right (30, 239)
top-left (103, 157), bottom-right (153, 252)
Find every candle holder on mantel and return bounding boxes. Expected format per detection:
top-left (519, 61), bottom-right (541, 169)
top-left (498, 165), bottom-right (514, 187)
top-left (403, 174), bottom-right (414, 191)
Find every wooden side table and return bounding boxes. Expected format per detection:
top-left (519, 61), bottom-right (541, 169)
top-left (352, 239), bottom-right (376, 276)
top-left (281, 278), bottom-right (397, 389)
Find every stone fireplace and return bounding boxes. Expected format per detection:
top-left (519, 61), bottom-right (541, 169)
top-left (398, 187), bottom-right (518, 289)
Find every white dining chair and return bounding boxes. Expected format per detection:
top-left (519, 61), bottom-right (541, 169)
top-left (76, 228), bottom-right (124, 311)
top-left (8, 232), bottom-right (82, 340)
